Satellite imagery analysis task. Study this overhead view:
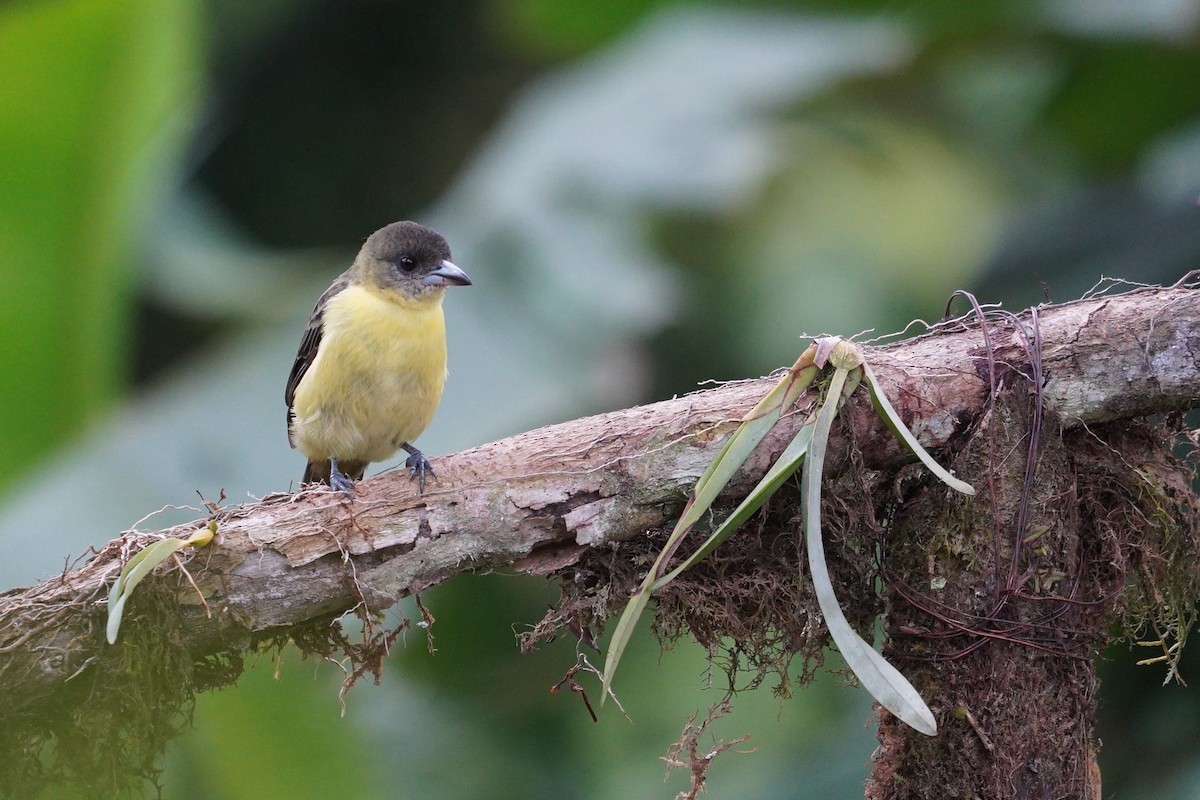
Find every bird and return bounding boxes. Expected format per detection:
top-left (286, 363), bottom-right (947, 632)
top-left (285, 221), bottom-right (472, 494)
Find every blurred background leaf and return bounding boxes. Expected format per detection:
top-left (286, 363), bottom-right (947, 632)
top-left (2, 1), bottom-right (1199, 797)
top-left (0, 0), bottom-right (199, 477)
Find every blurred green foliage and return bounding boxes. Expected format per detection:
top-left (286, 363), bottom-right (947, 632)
top-left (3, 0), bottom-right (1200, 798)
top-left (492, 0), bottom-right (669, 57)
top-left (1048, 41), bottom-right (1200, 169)
top-left (0, 0), bottom-right (199, 483)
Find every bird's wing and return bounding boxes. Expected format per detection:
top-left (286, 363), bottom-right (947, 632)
top-left (285, 272), bottom-right (352, 447)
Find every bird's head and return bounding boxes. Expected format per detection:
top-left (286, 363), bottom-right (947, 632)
top-left (355, 221), bottom-right (472, 304)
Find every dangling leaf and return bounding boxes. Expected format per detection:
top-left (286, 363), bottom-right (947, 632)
top-left (803, 363), bottom-right (937, 736)
top-left (601, 336), bottom-right (964, 725)
top-left (684, 344), bottom-right (820, 532)
top-left (651, 419), bottom-right (815, 591)
top-left (860, 359), bottom-right (975, 496)
top-left (601, 346), bottom-right (821, 704)
top-left (106, 522), bottom-right (215, 644)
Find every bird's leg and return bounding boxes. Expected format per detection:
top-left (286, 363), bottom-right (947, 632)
top-left (329, 458), bottom-right (356, 496)
top-left (401, 443), bottom-right (435, 493)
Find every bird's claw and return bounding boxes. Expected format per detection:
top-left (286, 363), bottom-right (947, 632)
top-left (329, 459), bottom-right (356, 496)
top-left (404, 449), bottom-right (435, 494)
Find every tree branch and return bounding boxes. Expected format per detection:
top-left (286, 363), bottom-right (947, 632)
top-left (2, 281), bottom-right (1198, 716)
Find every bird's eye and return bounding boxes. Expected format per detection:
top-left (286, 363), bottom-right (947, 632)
top-left (396, 256), bottom-right (416, 272)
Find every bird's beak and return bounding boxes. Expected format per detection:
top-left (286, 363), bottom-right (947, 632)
top-left (423, 260), bottom-right (472, 286)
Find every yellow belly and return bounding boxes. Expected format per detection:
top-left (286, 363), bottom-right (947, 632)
top-left (290, 284), bottom-right (448, 464)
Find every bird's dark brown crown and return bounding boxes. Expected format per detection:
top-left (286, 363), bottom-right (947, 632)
top-left (363, 221), bottom-right (452, 269)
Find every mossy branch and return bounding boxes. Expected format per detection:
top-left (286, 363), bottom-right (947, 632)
top-left (1, 281), bottom-right (1198, 720)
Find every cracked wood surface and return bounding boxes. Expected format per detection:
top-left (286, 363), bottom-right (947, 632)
top-left (1, 282), bottom-right (1197, 713)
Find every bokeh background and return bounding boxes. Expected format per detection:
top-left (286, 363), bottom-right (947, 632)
top-left (2, 0), bottom-right (1200, 797)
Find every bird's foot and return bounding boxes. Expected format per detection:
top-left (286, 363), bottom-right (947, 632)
top-left (402, 444), bottom-right (435, 494)
top-left (329, 458), bottom-right (356, 497)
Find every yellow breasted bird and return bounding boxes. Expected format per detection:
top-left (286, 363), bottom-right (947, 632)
top-left (285, 221), bottom-right (472, 493)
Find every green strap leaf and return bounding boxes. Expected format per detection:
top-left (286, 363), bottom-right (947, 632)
top-left (106, 537), bottom-right (189, 644)
top-left (685, 348), bottom-right (819, 532)
top-left (651, 420), bottom-right (815, 591)
top-left (804, 364), bottom-right (937, 736)
top-left (106, 523), bottom-right (215, 644)
top-left (602, 337), bottom-right (958, 727)
top-left (601, 348), bottom-right (821, 704)
top-left (860, 359), bottom-right (975, 496)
